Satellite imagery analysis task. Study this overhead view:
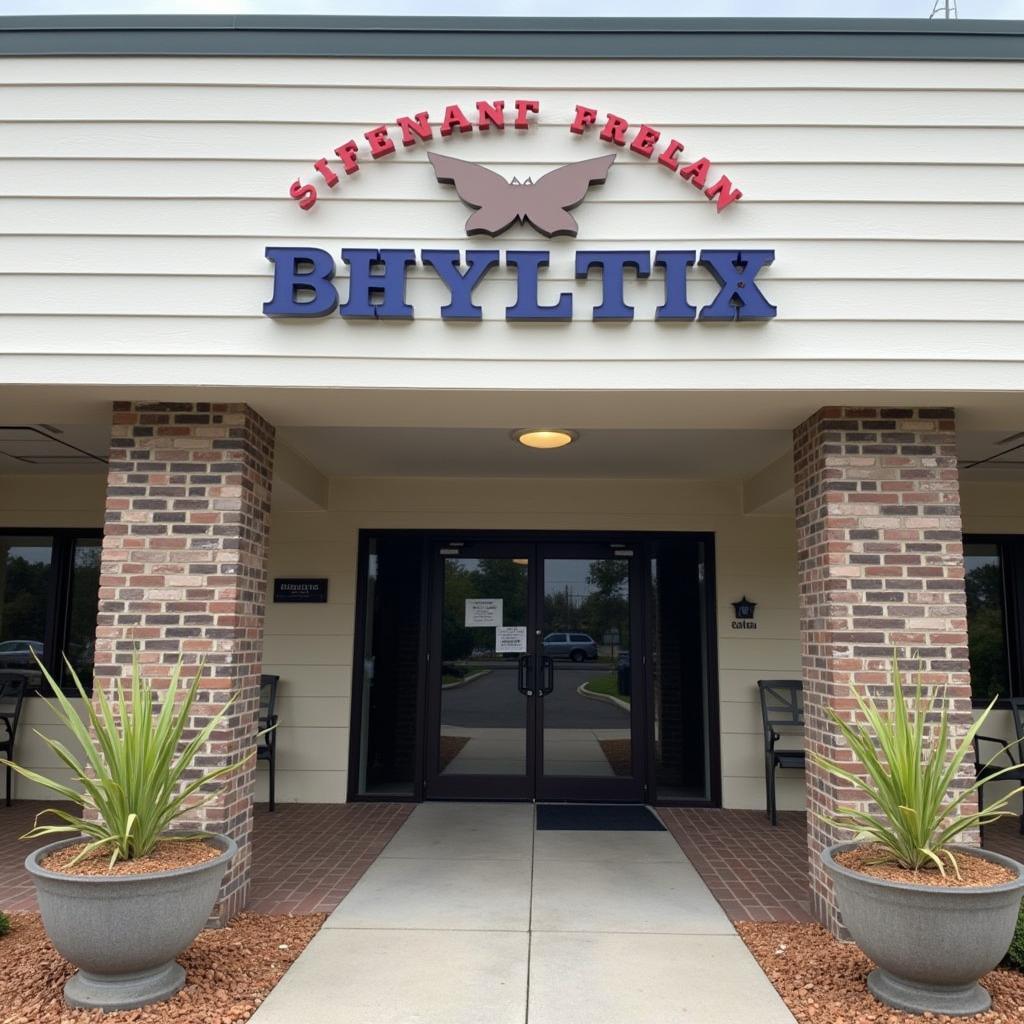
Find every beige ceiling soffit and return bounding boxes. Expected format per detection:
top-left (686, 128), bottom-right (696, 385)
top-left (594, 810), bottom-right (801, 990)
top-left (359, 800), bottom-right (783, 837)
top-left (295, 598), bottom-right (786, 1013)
top-left (273, 441), bottom-right (329, 510)
top-left (743, 451), bottom-right (795, 516)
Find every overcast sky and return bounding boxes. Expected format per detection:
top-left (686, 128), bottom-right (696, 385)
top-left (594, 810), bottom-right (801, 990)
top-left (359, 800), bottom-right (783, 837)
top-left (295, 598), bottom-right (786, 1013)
top-left (1, 0), bottom-right (1022, 18)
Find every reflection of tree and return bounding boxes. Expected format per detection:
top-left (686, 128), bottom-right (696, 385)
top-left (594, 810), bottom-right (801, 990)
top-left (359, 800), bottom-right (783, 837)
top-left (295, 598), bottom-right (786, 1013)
top-left (1, 552), bottom-right (50, 644)
top-left (443, 558), bottom-right (528, 661)
top-left (966, 561), bottom-right (1009, 702)
top-left (66, 542), bottom-right (101, 685)
top-left (588, 559), bottom-right (628, 597)
top-left (442, 562), bottom-right (476, 660)
top-left (544, 559), bottom-right (630, 646)
top-left (585, 559), bottom-right (629, 645)
top-left (475, 560), bottom-right (527, 624)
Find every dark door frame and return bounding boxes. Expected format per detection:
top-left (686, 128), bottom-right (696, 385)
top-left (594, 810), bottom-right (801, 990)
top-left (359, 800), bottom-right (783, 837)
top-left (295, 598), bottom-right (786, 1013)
top-left (347, 528), bottom-right (722, 807)
top-left (424, 537), bottom-right (537, 801)
top-left (964, 533), bottom-right (1024, 706)
top-left (531, 538), bottom-right (647, 803)
top-left (421, 536), bottom-right (648, 803)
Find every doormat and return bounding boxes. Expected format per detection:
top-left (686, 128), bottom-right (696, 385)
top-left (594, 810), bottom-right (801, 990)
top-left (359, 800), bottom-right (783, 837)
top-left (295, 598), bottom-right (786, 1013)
top-left (536, 804), bottom-right (665, 831)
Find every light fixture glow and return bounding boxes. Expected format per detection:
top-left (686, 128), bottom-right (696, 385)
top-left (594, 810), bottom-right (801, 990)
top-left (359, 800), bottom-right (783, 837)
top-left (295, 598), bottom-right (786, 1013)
top-left (513, 428), bottom-right (578, 450)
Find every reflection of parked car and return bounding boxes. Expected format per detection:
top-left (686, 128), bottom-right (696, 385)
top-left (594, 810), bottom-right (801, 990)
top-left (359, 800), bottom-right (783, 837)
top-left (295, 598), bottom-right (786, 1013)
top-left (617, 650), bottom-right (631, 695)
top-left (543, 633), bottom-right (597, 663)
top-left (0, 640), bottom-right (43, 668)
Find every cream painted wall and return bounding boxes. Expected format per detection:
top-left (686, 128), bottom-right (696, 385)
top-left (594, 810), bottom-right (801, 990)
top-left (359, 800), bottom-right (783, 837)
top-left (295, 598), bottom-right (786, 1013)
top-left (0, 473), bottom-right (105, 528)
top-left (6, 473), bottom-right (1022, 810)
top-left (962, 480), bottom-right (1024, 536)
top-left (260, 476), bottom-right (1024, 810)
top-left (262, 475), bottom-right (804, 808)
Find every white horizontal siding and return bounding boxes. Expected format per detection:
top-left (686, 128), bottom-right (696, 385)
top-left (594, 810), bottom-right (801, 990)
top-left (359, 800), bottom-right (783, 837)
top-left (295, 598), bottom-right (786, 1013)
top-left (0, 55), bottom-right (1021, 392)
top-left (2, 233), bottom-right (1024, 278)
top-left (3, 161), bottom-right (1019, 203)
top-left (1, 274), bottom-right (1020, 322)
top-left (3, 122), bottom-right (1022, 162)
top-left (5, 318), bottom-right (1024, 360)
top-left (3, 198), bottom-right (1021, 240)
top-left (1, 56), bottom-right (1022, 89)
top-left (4, 85), bottom-right (1024, 127)
top-left (3, 236), bottom-right (1020, 280)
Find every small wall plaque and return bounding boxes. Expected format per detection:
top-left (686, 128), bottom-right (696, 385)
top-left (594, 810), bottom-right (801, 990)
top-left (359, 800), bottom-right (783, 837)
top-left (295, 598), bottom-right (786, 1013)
top-left (274, 578), bottom-right (328, 603)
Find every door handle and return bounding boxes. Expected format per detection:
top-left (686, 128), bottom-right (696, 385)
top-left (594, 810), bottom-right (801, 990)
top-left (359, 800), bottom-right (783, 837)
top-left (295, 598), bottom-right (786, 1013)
top-left (517, 654), bottom-right (533, 697)
top-left (540, 655), bottom-right (555, 696)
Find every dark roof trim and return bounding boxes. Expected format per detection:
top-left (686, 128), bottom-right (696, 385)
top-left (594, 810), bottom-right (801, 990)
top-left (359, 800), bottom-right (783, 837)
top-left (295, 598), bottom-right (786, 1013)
top-left (1, 16), bottom-right (1023, 60)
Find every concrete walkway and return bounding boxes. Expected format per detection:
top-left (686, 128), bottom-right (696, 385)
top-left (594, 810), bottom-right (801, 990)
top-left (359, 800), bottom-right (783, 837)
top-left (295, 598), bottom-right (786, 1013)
top-left (249, 803), bottom-right (796, 1024)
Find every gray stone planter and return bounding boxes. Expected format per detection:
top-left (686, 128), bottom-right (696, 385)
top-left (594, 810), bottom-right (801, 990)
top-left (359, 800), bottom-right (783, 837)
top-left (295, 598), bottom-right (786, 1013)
top-left (25, 833), bottom-right (237, 1011)
top-left (822, 842), bottom-right (1024, 1016)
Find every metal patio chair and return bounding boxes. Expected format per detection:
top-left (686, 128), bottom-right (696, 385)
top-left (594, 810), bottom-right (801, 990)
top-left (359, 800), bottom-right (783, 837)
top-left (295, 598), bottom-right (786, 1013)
top-left (0, 677), bottom-right (27, 806)
top-left (757, 679), bottom-right (806, 826)
top-left (974, 696), bottom-right (1024, 836)
top-left (258, 674), bottom-right (281, 812)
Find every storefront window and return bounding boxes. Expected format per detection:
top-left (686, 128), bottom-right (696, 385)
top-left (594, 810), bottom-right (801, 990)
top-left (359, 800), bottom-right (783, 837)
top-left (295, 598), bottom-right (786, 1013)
top-left (63, 536), bottom-right (102, 690)
top-left (0, 534), bottom-right (53, 690)
top-left (0, 530), bottom-right (102, 694)
top-left (648, 536), bottom-right (713, 801)
top-left (964, 537), bottom-right (1020, 704)
top-left (355, 535), bottom-right (424, 796)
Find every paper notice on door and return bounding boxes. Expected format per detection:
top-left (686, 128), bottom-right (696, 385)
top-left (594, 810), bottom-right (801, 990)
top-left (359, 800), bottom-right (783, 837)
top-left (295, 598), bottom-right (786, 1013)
top-left (465, 598), bottom-right (503, 628)
top-left (495, 626), bottom-right (527, 654)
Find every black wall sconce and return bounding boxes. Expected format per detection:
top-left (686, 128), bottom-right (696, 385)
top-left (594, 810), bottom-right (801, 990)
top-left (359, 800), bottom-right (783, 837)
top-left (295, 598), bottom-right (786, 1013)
top-left (731, 595), bottom-right (757, 630)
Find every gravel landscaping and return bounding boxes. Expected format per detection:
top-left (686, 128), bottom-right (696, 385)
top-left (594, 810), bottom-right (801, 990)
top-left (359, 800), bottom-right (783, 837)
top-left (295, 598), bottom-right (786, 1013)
top-left (0, 911), bottom-right (324, 1024)
top-left (41, 838), bottom-right (221, 877)
top-left (834, 845), bottom-right (1016, 889)
top-left (738, 921), bottom-right (1024, 1024)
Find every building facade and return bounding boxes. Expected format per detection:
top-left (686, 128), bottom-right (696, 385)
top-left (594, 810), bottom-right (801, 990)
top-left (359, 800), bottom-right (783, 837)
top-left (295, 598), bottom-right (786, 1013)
top-left (1, 15), bottom-right (1023, 929)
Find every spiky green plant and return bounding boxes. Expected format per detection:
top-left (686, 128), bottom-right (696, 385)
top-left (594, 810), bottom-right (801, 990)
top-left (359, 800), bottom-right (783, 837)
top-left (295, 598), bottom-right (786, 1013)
top-left (810, 657), bottom-right (1024, 876)
top-left (0, 911), bottom-right (9, 938)
top-left (0, 655), bottom-right (251, 868)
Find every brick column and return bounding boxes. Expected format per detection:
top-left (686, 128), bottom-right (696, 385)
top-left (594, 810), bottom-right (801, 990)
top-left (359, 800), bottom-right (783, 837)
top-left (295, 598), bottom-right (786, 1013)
top-left (94, 401), bottom-right (274, 924)
top-left (793, 407), bottom-right (972, 936)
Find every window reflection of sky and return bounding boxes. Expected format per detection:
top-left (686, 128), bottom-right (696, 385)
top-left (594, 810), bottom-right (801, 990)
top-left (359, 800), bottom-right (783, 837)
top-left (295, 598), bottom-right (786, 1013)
top-left (545, 560), bottom-right (628, 599)
top-left (449, 556), bottom-right (627, 598)
top-left (3, 545), bottom-right (52, 565)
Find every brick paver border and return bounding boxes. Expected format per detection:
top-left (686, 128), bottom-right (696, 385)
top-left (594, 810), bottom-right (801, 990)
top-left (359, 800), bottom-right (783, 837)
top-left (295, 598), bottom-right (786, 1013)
top-left (0, 801), bottom-right (414, 916)
top-left (660, 807), bottom-right (1024, 923)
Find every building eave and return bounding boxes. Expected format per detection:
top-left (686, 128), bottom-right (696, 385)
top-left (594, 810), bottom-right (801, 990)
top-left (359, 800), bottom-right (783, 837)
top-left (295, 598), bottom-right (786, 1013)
top-left (0, 15), bottom-right (1023, 60)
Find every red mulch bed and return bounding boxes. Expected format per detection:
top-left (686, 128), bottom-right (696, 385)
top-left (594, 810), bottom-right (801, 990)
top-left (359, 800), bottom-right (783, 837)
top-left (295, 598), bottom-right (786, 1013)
top-left (439, 735), bottom-right (470, 771)
top-left (0, 911), bottom-right (324, 1024)
top-left (836, 845), bottom-right (1016, 889)
top-left (597, 738), bottom-right (632, 777)
top-left (738, 921), bottom-right (1024, 1024)
top-left (42, 839), bottom-right (220, 877)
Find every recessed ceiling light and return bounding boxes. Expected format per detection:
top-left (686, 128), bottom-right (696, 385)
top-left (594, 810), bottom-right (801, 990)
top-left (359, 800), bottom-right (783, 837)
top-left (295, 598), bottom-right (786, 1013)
top-left (512, 429), bottom-right (578, 450)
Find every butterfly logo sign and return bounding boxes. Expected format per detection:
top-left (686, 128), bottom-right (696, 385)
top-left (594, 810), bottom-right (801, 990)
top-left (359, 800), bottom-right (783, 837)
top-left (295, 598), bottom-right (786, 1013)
top-left (427, 152), bottom-right (615, 239)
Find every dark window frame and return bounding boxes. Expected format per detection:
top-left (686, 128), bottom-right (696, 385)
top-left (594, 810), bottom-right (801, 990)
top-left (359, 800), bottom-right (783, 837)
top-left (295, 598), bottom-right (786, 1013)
top-left (965, 533), bottom-right (1024, 708)
top-left (347, 528), bottom-right (721, 808)
top-left (0, 526), bottom-right (103, 696)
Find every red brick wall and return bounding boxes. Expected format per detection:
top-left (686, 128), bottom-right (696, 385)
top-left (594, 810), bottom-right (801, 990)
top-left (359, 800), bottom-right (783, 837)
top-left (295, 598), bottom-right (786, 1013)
top-left (793, 407), bottom-right (973, 936)
top-left (94, 401), bottom-right (274, 923)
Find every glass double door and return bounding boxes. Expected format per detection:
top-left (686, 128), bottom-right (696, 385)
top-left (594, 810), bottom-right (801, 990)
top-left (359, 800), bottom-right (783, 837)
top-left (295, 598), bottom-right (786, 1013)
top-left (426, 539), bottom-right (643, 801)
